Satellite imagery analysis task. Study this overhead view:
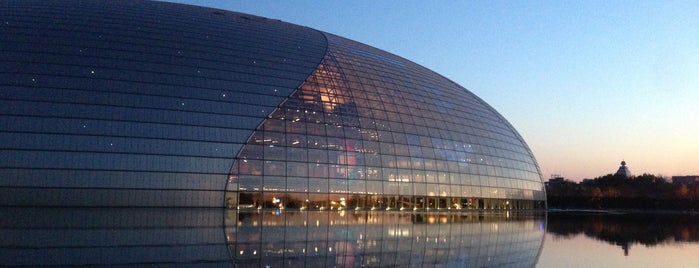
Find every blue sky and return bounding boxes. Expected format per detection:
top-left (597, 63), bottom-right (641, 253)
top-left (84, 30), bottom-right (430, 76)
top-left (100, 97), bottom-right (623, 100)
top-left (169, 1), bottom-right (698, 181)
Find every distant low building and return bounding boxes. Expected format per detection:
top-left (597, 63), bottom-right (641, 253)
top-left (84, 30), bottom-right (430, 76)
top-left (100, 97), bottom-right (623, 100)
top-left (544, 175), bottom-right (566, 188)
top-left (581, 178), bottom-right (595, 185)
top-left (671, 176), bottom-right (699, 185)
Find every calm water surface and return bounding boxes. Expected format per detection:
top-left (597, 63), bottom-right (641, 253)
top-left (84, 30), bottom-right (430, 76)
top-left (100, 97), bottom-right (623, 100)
top-left (537, 212), bottom-right (699, 268)
top-left (2, 208), bottom-right (698, 267)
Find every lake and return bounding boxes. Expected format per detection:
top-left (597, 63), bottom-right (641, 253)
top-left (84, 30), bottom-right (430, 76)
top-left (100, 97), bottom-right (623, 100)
top-left (1, 208), bottom-right (698, 267)
top-left (538, 212), bottom-right (699, 268)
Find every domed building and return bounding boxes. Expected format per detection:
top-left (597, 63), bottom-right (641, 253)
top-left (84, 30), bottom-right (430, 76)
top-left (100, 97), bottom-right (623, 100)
top-left (0, 0), bottom-right (545, 209)
top-left (616, 161), bottom-right (631, 177)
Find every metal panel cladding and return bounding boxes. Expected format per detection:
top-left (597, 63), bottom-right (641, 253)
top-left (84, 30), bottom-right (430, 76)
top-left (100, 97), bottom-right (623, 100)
top-left (1, 0), bottom-right (545, 208)
top-left (0, 0), bottom-right (327, 207)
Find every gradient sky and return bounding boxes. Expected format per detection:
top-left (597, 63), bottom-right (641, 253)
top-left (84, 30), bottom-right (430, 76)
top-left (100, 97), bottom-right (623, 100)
top-left (169, 0), bottom-right (698, 181)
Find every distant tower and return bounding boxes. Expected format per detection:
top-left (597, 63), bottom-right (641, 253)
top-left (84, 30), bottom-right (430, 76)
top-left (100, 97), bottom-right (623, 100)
top-left (616, 160), bottom-right (631, 177)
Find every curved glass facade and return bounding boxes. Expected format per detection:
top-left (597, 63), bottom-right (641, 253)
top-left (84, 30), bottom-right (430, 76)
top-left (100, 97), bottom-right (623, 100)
top-left (1, 0), bottom-right (545, 208)
top-left (226, 34), bottom-right (545, 210)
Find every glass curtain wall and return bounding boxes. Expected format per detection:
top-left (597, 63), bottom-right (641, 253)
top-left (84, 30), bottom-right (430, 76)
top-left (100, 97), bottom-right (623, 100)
top-left (226, 34), bottom-right (545, 210)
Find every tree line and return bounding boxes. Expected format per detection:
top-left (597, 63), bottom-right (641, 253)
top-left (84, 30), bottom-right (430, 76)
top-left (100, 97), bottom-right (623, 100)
top-left (546, 173), bottom-right (699, 210)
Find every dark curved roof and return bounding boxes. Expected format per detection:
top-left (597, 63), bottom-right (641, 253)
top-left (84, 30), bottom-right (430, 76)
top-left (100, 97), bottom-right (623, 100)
top-left (0, 0), bottom-right (544, 208)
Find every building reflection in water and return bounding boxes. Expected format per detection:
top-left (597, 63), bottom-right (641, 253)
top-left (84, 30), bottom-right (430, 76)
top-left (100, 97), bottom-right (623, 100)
top-left (546, 212), bottom-right (699, 256)
top-left (225, 210), bottom-right (545, 267)
top-left (0, 207), bottom-right (231, 267)
top-left (0, 207), bottom-right (544, 267)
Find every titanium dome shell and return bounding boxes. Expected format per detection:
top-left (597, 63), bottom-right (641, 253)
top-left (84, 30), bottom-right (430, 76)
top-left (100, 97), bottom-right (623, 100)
top-left (0, 0), bottom-right (545, 209)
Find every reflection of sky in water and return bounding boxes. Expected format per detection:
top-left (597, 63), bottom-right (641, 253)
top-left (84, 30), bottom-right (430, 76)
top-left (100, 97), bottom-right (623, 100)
top-left (538, 233), bottom-right (699, 268)
top-left (0, 208), bottom-right (545, 267)
top-left (538, 213), bottom-right (699, 268)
